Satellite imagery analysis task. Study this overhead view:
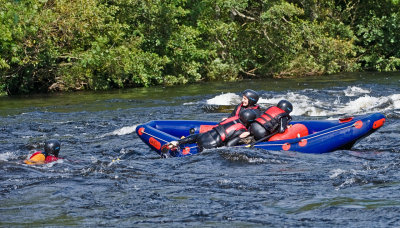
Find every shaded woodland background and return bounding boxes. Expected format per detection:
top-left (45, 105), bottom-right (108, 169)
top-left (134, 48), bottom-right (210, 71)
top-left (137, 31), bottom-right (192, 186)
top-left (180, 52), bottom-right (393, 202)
top-left (1, 0), bottom-right (399, 95)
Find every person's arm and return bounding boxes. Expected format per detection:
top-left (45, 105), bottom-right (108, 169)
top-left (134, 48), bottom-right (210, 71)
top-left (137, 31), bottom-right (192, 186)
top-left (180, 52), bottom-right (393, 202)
top-left (278, 116), bottom-right (291, 133)
top-left (237, 131), bottom-right (255, 145)
top-left (230, 104), bottom-right (240, 117)
top-left (177, 134), bottom-right (199, 145)
top-left (239, 131), bottom-right (250, 138)
top-left (254, 106), bottom-right (263, 117)
top-left (225, 129), bottom-right (247, 147)
top-left (225, 136), bottom-right (241, 147)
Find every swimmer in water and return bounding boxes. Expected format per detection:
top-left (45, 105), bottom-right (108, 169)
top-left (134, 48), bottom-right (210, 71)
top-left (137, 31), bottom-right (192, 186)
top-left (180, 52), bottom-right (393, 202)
top-left (24, 140), bottom-right (61, 165)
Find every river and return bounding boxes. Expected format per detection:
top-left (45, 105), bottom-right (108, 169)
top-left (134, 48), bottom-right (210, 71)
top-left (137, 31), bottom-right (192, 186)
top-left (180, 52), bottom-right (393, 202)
top-left (1, 72), bottom-right (400, 226)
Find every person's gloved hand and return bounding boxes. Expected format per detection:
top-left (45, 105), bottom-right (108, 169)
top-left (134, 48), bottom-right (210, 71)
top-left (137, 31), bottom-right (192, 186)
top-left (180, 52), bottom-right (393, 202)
top-left (169, 141), bottom-right (179, 147)
top-left (240, 136), bottom-right (255, 144)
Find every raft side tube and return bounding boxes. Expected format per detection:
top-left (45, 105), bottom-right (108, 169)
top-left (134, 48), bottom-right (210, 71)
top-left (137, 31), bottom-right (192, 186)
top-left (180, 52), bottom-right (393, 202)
top-left (251, 113), bottom-right (386, 153)
top-left (152, 120), bottom-right (218, 138)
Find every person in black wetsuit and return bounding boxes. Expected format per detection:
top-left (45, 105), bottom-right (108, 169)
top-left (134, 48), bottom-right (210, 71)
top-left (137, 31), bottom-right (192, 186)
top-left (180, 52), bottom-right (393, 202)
top-left (227, 89), bottom-right (262, 119)
top-left (162, 109), bottom-right (257, 157)
top-left (249, 100), bottom-right (293, 141)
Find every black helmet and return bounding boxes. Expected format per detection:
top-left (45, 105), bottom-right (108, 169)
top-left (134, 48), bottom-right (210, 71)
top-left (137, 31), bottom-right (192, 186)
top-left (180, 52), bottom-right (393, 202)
top-left (44, 140), bottom-right (61, 157)
top-left (242, 89), bottom-right (259, 106)
top-left (277, 100), bottom-right (293, 114)
top-left (239, 109), bottom-right (257, 125)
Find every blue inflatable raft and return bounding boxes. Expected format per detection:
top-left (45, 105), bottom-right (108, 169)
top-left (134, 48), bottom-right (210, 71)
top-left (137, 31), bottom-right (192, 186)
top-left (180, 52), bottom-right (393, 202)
top-left (136, 113), bottom-right (386, 157)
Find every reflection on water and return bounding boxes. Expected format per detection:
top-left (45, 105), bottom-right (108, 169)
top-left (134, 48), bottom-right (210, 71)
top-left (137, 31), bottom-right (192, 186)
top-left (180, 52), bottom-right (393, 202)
top-left (1, 72), bottom-right (400, 226)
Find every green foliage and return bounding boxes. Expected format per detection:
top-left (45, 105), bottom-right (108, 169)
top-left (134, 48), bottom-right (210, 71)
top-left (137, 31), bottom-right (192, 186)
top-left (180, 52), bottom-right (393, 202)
top-left (165, 25), bottom-right (207, 84)
top-left (61, 37), bottom-right (168, 90)
top-left (0, 0), bottom-right (55, 94)
top-left (0, 0), bottom-right (399, 95)
top-left (207, 58), bottom-right (240, 81)
top-left (356, 11), bottom-right (400, 71)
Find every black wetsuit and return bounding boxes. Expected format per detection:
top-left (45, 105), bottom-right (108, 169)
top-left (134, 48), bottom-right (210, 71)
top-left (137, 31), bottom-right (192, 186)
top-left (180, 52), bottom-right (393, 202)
top-left (178, 117), bottom-right (247, 151)
top-left (229, 104), bottom-right (262, 118)
top-left (249, 106), bottom-right (292, 140)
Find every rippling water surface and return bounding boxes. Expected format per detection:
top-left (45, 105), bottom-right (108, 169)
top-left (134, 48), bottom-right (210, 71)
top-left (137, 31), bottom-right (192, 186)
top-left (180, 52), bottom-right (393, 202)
top-left (1, 72), bottom-right (400, 227)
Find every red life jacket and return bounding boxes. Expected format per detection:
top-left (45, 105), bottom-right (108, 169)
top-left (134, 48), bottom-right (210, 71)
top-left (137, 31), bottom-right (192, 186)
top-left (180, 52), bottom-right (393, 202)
top-left (29, 151), bottom-right (43, 159)
top-left (29, 151), bottom-right (59, 163)
top-left (45, 155), bottom-right (59, 163)
top-left (213, 116), bottom-right (247, 142)
top-left (255, 106), bottom-right (289, 131)
top-left (234, 104), bottom-right (260, 117)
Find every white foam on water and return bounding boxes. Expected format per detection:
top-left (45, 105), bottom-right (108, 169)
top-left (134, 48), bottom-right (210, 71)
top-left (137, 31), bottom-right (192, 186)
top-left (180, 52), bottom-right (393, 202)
top-left (390, 94), bottom-right (400, 109)
top-left (100, 125), bottom-right (137, 137)
top-left (344, 86), bottom-right (370, 97)
top-left (329, 168), bottom-right (347, 178)
top-left (336, 93), bottom-right (400, 115)
top-left (337, 177), bottom-right (357, 189)
top-left (339, 95), bottom-right (385, 114)
top-left (0, 152), bottom-right (15, 161)
top-left (46, 158), bottom-right (64, 167)
top-left (90, 156), bottom-right (98, 164)
top-left (206, 93), bottom-right (241, 105)
top-left (258, 92), bottom-right (331, 116)
top-left (203, 90), bottom-right (400, 117)
top-left (247, 157), bottom-right (268, 163)
top-left (204, 91), bottom-right (332, 116)
top-left (217, 179), bottom-right (239, 185)
top-left (112, 125), bottom-right (137, 135)
top-left (183, 101), bottom-right (198, 105)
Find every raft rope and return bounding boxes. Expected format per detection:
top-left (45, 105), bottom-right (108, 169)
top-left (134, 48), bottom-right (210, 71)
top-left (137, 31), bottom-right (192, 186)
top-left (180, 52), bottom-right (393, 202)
top-left (140, 130), bottom-right (170, 143)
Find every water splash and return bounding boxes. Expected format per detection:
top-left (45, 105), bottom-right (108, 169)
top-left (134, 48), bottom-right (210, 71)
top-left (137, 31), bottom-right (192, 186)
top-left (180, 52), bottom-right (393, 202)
top-left (99, 125), bottom-right (137, 137)
top-left (344, 86), bottom-right (370, 97)
top-left (0, 152), bottom-right (16, 161)
top-left (204, 88), bottom-right (400, 117)
top-left (206, 93), bottom-right (241, 105)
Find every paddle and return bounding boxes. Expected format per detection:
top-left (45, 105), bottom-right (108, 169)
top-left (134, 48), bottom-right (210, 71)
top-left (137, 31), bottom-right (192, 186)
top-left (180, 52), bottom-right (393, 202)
top-left (247, 132), bottom-right (278, 148)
